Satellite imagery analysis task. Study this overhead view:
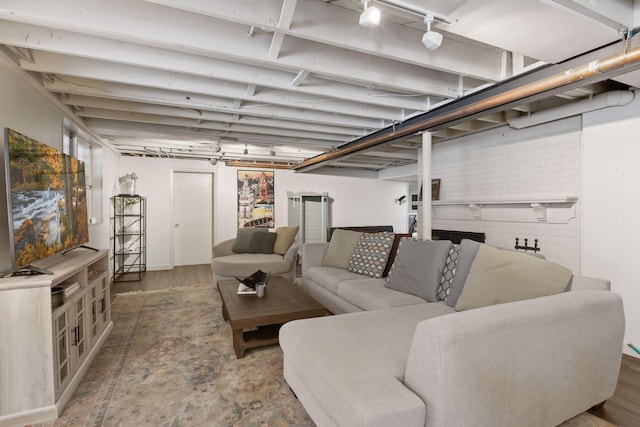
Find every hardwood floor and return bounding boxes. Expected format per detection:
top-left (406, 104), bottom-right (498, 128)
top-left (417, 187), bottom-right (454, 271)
top-left (110, 264), bottom-right (213, 297)
top-left (590, 353), bottom-right (640, 426)
top-left (109, 265), bottom-right (640, 426)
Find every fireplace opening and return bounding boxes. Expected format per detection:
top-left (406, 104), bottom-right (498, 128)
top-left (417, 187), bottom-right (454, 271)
top-left (432, 229), bottom-right (485, 244)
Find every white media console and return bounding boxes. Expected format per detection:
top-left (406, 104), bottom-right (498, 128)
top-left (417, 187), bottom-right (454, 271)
top-left (0, 249), bottom-right (112, 426)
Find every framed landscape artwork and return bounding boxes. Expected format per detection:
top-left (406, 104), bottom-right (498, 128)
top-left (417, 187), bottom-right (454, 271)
top-left (237, 170), bottom-right (275, 228)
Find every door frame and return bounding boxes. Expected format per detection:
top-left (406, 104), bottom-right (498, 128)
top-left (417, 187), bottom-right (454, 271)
top-left (170, 169), bottom-right (215, 268)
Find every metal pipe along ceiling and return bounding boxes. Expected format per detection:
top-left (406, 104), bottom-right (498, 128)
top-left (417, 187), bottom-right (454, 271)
top-left (293, 45), bottom-right (640, 173)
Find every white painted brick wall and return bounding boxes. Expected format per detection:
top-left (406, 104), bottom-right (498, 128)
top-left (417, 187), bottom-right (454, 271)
top-left (430, 117), bottom-right (582, 272)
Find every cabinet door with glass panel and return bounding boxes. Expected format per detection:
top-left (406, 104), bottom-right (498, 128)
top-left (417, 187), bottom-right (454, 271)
top-left (52, 292), bottom-right (88, 398)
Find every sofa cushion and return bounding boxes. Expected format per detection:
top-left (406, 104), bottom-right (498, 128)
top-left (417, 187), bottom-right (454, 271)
top-left (307, 265), bottom-right (365, 294)
top-left (211, 253), bottom-right (290, 277)
top-left (455, 244), bottom-right (573, 311)
top-left (337, 278), bottom-right (435, 311)
top-left (347, 232), bottom-right (394, 278)
top-left (232, 228), bottom-right (275, 254)
top-left (280, 303), bottom-right (457, 427)
top-left (322, 229), bottom-right (363, 268)
top-left (436, 244), bottom-right (460, 301)
top-left (446, 239), bottom-right (482, 307)
top-left (385, 239), bottom-right (451, 302)
top-left (273, 226), bottom-right (299, 255)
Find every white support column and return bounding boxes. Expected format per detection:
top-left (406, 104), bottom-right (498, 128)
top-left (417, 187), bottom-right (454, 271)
top-left (420, 132), bottom-right (432, 240)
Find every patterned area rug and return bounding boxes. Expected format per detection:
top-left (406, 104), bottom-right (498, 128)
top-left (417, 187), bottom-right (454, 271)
top-left (40, 284), bottom-right (614, 427)
top-left (40, 284), bottom-right (312, 426)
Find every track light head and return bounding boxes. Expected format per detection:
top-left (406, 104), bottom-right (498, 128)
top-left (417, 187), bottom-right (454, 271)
top-left (359, 0), bottom-right (381, 27)
top-left (422, 14), bottom-right (442, 50)
top-left (422, 30), bottom-right (442, 50)
top-left (210, 158), bottom-right (217, 166)
top-left (213, 143), bottom-right (221, 152)
top-left (269, 147), bottom-right (276, 156)
top-left (243, 144), bottom-right (248, 155)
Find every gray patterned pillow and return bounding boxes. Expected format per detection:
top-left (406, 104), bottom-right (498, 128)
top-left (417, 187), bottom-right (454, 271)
top-left (436, 243), bottom-right (460, 301)
top-left (347, 232), bottom-right (394, 278)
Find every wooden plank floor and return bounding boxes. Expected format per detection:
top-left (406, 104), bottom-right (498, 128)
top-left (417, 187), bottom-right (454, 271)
top-left (589, 353), bottom-right (640, 426)
top-left (110, 264), bottom-right (640, 425)
top-left (110, 264), bottom-right (213, 297)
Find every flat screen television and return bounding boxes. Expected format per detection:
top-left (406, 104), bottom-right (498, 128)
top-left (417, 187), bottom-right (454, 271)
top-left (0, 128), bottom-right (90, 275)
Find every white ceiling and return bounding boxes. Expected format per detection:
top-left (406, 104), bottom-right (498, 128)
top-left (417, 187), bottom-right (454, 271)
top-left (0, 0), bottom-right (637, 177)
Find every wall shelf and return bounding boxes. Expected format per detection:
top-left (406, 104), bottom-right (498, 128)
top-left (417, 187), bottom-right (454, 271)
top-left (431, 197), bottom-right (578, 223)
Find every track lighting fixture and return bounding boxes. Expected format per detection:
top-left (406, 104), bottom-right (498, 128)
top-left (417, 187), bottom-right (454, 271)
top-left (357, 1), bottom-right (453, 51)
top-left (210, 158), bottom-right (217, 166)
top-left (422, 14), bottom-right (443, 50)
top-left (213, 143), bottom-right (221, 152)
top-left (243, 144), bottom-right (248, 155)
top-left (269, 146), bottom-right (276, 156)
top-left (359, 0), bottom-right (381, 27)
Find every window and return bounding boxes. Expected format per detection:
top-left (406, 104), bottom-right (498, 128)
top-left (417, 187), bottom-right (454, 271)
top-left (63, 123), bottom-right (103, 224)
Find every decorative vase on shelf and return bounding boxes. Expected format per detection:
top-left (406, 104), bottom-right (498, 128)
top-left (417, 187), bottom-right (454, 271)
top-left (119, 172), bottom-right (138, 195)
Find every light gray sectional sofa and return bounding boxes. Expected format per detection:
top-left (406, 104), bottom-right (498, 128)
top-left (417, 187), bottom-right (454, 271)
top-left (279, 232), bottom-right (625, 427)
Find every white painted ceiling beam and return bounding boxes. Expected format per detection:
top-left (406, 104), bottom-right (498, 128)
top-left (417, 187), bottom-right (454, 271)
top-left (268, 0), bottom-right (297, 59)
top-left (0, 21), bottom-right (431, 111)
top-left (377, 163), bottom-right (418, 180)
top-left (63, 95), bottom-right (362, 137)
top-left (109, 140), bottom-right (317, 161)
top-left (44, 77), bottom-right (384, 129)
top-left (146, 0), bottom-right (503, 82)
top-left (110, 137), bottom-right (319, 156)
top-left (86, 119), bottom-right (336, 149)
top-left (361, 149), bottom-right (416, 160)
top-left (298, 167), bottom-right (380, 179)
top-left (445, 0), bottom-right (621, 64)
top-left (75, 108), bottom-right (351, 142)
top-left (20, 52), bottom-right (406, 121)
top-left (0, 0), bottom-right (472, 96)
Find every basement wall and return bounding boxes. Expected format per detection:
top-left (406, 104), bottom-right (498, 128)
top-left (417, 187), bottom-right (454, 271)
top-left (582, 93), bottom-right (640, 359)
top-left (118, 157), bottom-right (409, 270)
top-left (431, 116), bottom-right (582, 272)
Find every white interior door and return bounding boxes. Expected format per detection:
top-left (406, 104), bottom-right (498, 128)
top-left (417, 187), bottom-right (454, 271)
top-left (173, 172), bottom-right (212, 266)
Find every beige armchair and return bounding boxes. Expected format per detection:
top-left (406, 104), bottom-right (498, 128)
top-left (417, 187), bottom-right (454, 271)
top-left (211, 238), bottom-right (299, 286)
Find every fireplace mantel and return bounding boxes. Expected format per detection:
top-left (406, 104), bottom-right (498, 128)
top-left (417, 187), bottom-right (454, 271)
top-left (431, 197), bottom-right (578, 222)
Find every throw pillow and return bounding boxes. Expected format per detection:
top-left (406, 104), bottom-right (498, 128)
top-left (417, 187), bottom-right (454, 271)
top-left (322, 229), bottom-right (363, 269)
top-left (454, 244), bottom-right (573, 311)
top-left (436, 243), bottom-right (460, 301)
top-left (347, 232), bottom-right (394, 278)
top-left (232, 228), bottom-right (273, 253)
top-left (232, 229), bottom-right (258, 253)
top-left (273, 226), bottom-right (299, 255)
top-left (385, 238), bottom-right (452, 302)
top-left (245, 231), bottom-right (277, 254)
top-left (446, 239), bottom-right (482, 307)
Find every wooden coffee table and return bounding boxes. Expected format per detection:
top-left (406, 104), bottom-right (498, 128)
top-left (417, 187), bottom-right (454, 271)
top-left (217, 276), bottom-right (326, 358)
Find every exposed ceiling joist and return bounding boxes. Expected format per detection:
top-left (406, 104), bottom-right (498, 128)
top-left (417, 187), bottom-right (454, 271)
top-left (0, 0), bottom-right (635, 173)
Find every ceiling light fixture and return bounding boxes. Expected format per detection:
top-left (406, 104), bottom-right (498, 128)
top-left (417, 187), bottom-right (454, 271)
top-left (269, 146), bottom-right (276, 156)
top-left (243, 144), bottom-right (248, 155)
top-left (359, 0), bottom-right (381, 27)
top-left (422, 14), bottom-right (443, 50)
top-left (213, 143), bottom-right (221, 152)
